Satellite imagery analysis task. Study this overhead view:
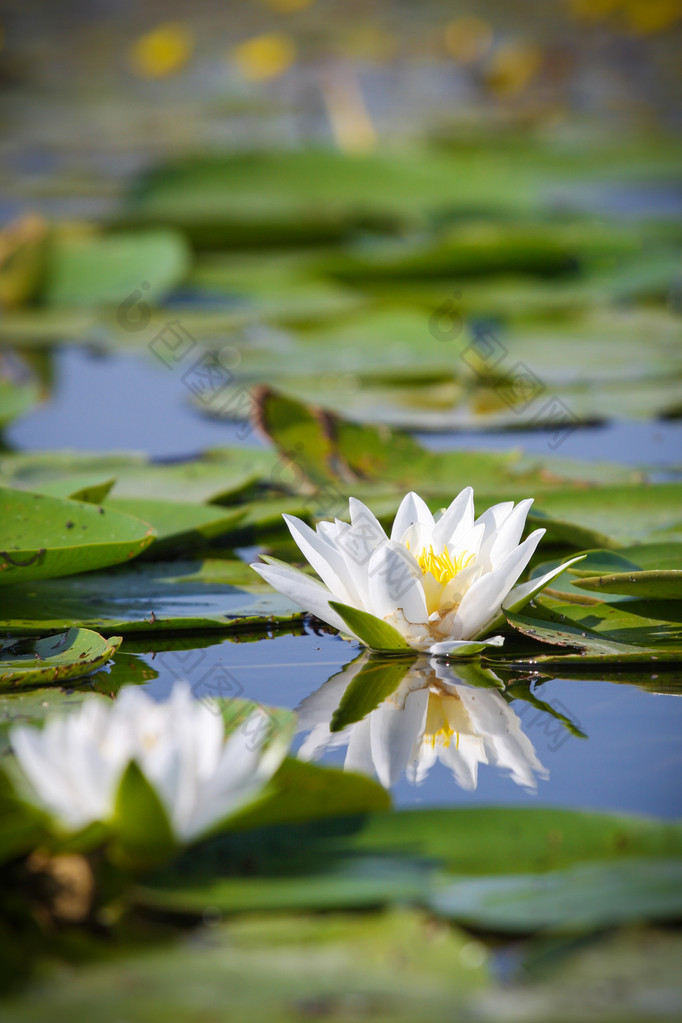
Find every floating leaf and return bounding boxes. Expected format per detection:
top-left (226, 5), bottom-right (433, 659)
top-left (530, 483), bottom-right (682, 547)
top-left (574, 569), bottom-right (682, 599)
top-left (0, 629), bottom-right (122, 687)
top-left (104, 498), bottom-right (245, 556)
top-left (0, 214), bottom-right (48, 309)
top-left (228, 757), bottom-right (390, 834)
top-left (502, 599), bottom-right (682, 665)
top-left (42, 228), bottom-right (191, 307)
top-left (0, 559), bottom-right (303, 634)
top-left (0, 765), bottom-right (49, 866)
top-left (0, 488), bottom-right (156, 585)
top-left (36, 476), bottom-right (116, 504)
top-left (253, 388), bottom-right (640, 501)
top-left (0, 449), bottom-right (276, 504)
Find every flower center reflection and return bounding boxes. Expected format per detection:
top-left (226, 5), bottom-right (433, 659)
top-left (424, 691), bottom-right (463, 750)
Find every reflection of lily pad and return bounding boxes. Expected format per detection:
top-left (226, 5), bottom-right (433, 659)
top-left (0, 488), bottom-right (156, 585)
top-left (0, 628), bottom-right (121, 687)
top-left (0, 559), bottom-right (303, 634)
top-left (431, 858), bottom-right (682, 934)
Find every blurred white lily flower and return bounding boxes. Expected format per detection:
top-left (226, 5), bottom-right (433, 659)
top-left (297, 658), bottom-right (548, 792)
top-left (119, 684), bottom-right (288, 841)
top-left (252, 488), bottom-right (576, 656)
top-left (10, 683), bottom-right (289, 842)
top-left (10, 697), bottom-right (133, 831)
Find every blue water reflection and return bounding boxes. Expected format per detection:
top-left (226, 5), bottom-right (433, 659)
top-left (125, 629), bottom-right (682, 818)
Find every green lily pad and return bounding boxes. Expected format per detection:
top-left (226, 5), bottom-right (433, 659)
top-left (0, 629), bottom-right (122, 687)
top-left (0, 449), bottom-right (276, 504)
top-left (0, 377), bottom-right (41, 430)
top-left (0, 488), bottom-right (156, 585)
top-left (120, 147), bottom-right (538, 247)
top-left (253, 388), bottom-right (640, 502)
top-left (0, 764), bottom-right (49, 866)
top-left (324, 220), bottom-right (639, 282)
top-left (574, 569), bottom-right (682, 599)
top-left (430, 858), bottom-right (682, 934)
top-left (530, 483), bottom-right (682, 547)
top-left (529, 542), bottom-right (682, 602)
top-left (0, 558), bottom-right (303, 634)
top-left (104, 498), bottom-right (245, 556)
top-left (41, 228), bottom-right (191, 307)
top-left (502, 599), bottom-right (682, 665)
top-left (36, 476), bottom-right (116, 504)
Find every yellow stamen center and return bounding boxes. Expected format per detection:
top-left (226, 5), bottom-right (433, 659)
top-left (409, 543), bottom-right (475, 585)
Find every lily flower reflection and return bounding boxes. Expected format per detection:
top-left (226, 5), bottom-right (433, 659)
top-left (297, 656), bottom-right (548, 793)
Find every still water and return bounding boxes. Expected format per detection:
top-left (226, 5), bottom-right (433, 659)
top-left (9, 346), bottom-right (682, 817)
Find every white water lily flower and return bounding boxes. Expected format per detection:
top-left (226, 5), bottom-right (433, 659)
top-left (118, 684), bottom-right (288, 841)
top-left (252, 488), bottom-right (576, 656)
top-left (297, 658), bottom-right (548, 793)
top-left (10, 698), bottom-right (134, 831)
top-left (10, 683), bottom-right (289, 841)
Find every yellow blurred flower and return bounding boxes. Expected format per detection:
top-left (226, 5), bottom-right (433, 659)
top-left (625, 0), bottom-right (682, 33)
top-left (569, 0), bottom-right (682, 31)
top-left (231, 33), bottom-right (296, 81)
top-left (261, 0), bottom-right (315, 11)
top-left (129, 22), bottom-right (194, 79)
top-left (569, 0), bottom-right (620, 20)
top-left (445, 16), bottom-right (493, 64)
top-left (484, 42), bottom-right (542, 97)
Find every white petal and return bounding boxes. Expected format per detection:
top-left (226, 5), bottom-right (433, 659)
top-left (348, 497), bottom-right (387, 542)
top-left (390, 492), bottom-right (434, 543)
top-left (283, 514), bottom-right (361, 606)
top-left (443, 733), bottom-right (485, 791)
top-left (369, 688), bottom-right (429, 788)
top-left (367, 541), bottom-right (428, 625)
top-left (452, 529), bottom-right (545, 639)
top-left (503, 554), bottom-right (586, 613)
top-left (251, 559), bottom-right (351, 635)
top-left (401, 521), bottom-right (434, 555)
top-left (457, 688), bottom-right (547, 791)
top-left (474, 501), bottom-right (515, 538)
top-left (343, 716), bottom-right (376, 779)
top-left (295, 662), bottom-right (363, 730)
top-left (432, 487), bottom-right (474, 549)
top-left (487, 498), bottom-right (534, 569)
